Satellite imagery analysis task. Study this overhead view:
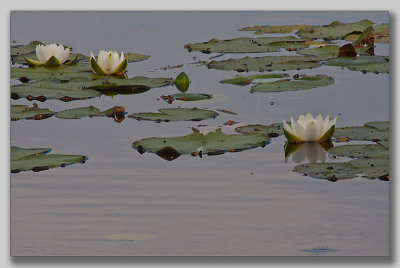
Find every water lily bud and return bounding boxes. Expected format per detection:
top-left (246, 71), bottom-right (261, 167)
top-left (174, 72), bottom-right (190, 92)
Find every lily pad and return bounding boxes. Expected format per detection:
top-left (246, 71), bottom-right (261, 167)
top-left (11, 104), bottom-right (55, 121)
top-left (294, 162), bottom-right (359, 181)
top-left (133, 128), bottom-right (269, 160)
top-left (333, 121), bottom-right (388, 142)
top-left (296, 19), bottom-right (374, 40)
top-left (128, 107), bottom-right (218, 122)
top-left (161, 93), bottom-right (213, 103)
top-left (349, 158), bottom-right (389, 179)
top-left (297, 45), bottom-right (340, 57)
top-left (220, 73), bottom-right (288, 86)
top-left (11, 77), bottom-right (101, 101)
top-left (328, 143), bottom-right (388, 159)
top-left (55, 105), bottom-right (126, 120)
top-left (324, 55), bottom-right (389, 73)
top-left (235, 123), bottom-right (283, 136)
top-left (251, 74), bottom-right (334, 93)
top-left (343, 23), bottom-right (389, 44)
top-left (238, 24), bottom-right (310, 35)
top-left (185, 36), bottom-right (309, 54)
top-left (207, 56), bottom-right (326, 72)
top-left (11, 76), bottom-right (172, 101)
top-left (11, 146), bottom-right (86, 173)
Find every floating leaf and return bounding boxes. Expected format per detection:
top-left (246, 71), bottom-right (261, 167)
top-left (251, 74), bottom-right (334, 93)
top-left (297, 45), bottom-right (340, 57)
top-left (11, 146), bottom-right (86, 173)
top-left (128, 107), bottom-right (218, 122)
top-left (207, 56), bottom-right (326, 72)
top-left (161, 93), bottom-right (213, 103)
top-left (374, 23), bottom-right (389, 43)
top-left (220, 73), bottom-right (288, 86)
top-left (296, 20), bottom-right (374, 40)
top-left (11, 104), bottom-right (55, 121)
top-left (238, 24), bottom-right (310, 35)
top-left (133, 128), bottom-right (269, 160)
top-left (174, 72), bottom-right (190, 92)
top-left (333, 122), bottom-right (388, 142)
top-left (11, 77), bottom-right (101, 101)
top-left (235, 123), bottom-right (283, 136)
top-left (294, 162), bottom-right (359, 181)
top-left (55, 106), bottom-right (101, 119)
top-left (185, 36), bottom-right (309, 54)
top-left (329, 143), bottom-right (388, 159)
top-left (324, 55), bottom-right (389, 73)
top-left (11, 41), bottom-right (43, 56)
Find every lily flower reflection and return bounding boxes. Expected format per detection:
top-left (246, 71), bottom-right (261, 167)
top-left (284, 141), bottom-right (333, 163)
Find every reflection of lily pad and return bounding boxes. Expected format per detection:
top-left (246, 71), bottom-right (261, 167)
top-left (207, 56), bottom-right (326, 72)
top-left (325, 56), bottom-right (389, 74)
top-left (133, 128), bottom-right (269, 160)
top-left (128, 108), bottom-right (218, 122)
top-left (11, 146), bottom-right (87, 173)
top-left (161, 93), bottom-right (213, 103)
top-left (238, 24), bottom-right (310, 34)
top-left (296, 20), bottom-right (374, 40)
top-left (185, 36), bottom-right (309, 53)
top-left (251, 74), bottom-right (334, 93)
top-left (220, 73), bottom-right (288, 86)
top-left (235, 123), bottom-right (283, 136)
top-left (11, 104), bottom-right (55, 121)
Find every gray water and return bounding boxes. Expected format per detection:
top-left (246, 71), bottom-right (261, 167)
top-left (10, 11), bottom-right (389, 256)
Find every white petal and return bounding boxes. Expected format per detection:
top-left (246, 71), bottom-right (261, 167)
top-left (303, 120), bottom-right (319, 141)
top-left (291, 117), bottom-right (305, 140)
top-left (283, 120), bottom-right (295, 135)
top-left (58, 47), bottom-right (70, 64)
top-left (36, 45), bottom-right (48, 63)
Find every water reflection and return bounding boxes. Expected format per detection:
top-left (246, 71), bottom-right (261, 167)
top-left (284, 141), bottom-right (333, 163)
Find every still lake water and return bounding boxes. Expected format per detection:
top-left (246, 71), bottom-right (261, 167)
top-left (10, 11), bottom-right (389, 256)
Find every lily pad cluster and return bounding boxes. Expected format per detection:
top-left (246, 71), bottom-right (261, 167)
top-left (11, 104), bottom-right (126, 122)
top-left (11, 146), bottom-right (87, 173)
top-left (294, 121), bottom-right (389, 181)
top-left (133, 128), bottom-right (270, 161)
top-left (184, 36), bottom-right (309, 54)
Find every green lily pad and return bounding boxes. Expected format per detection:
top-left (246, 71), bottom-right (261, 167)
top-left (328, 143), bottom-right (388, 159)
top-left (11, 76), bottom-right (172, 101)
top-left (11, 41), bottom-right (43, 56)
top-left (374, 23), bottom-right (389, 43)
top-left (11, 104), bottom-right (55, 121)
top-left (133, 128), bottom-right (269, 160)
top-left (349, 158), bottom-right (389, 179)
top-left (333, 121), bottom-right (388, 142)
top-left (325, 56), bottom-right (389, 73)
top-left (128, 107), bottom-right (218, 122)
top-left (11, 77), bottom-right (101, 101)
top-left (161, 93), bottom-right (213, 103)
top-left (185, 36), bottom-right (309, 54)
top-left (55, 105), bottom-right (126, 120)
top-left (238, 24), bottom-right (310, 35)
top-left (11, 146), bottom-right (86, 173)
top-left (297, 45), bottom-right (340, 57)
top-left (251, 74), bottom-right (334, 93)
top-left (207, 56), bottom-right (326, 72)
top-left (220, 73), bottom-right (289, 86)
top-left (235, 123), bottom-right (283, 136)
top-left (294, 162), bottom-right (359, 181)
top-left (296, 19), bottom-right (374, 40)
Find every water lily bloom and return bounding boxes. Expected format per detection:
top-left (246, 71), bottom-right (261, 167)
top-left (25, 43), bottom-right (70, 66)
top-left (90, 50), bottom-right (128, 75)
top-left (283, 113), bottom-right (337, 143)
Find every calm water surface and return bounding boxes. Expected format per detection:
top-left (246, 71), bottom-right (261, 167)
top-left (10, 11), bottom-right (389, 256)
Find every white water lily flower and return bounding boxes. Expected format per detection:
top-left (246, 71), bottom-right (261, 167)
top-left (90, 50), bottom-right (128, 75)
top-left (25, 43), bottom-right (70, 66)
top-left (283, 113), bottom-right (337, 143)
